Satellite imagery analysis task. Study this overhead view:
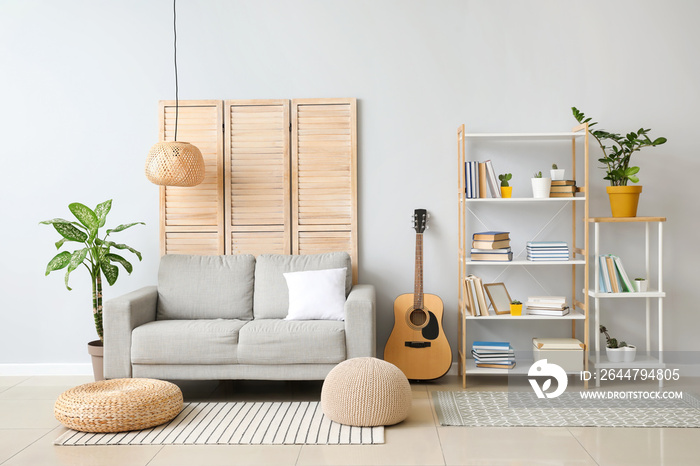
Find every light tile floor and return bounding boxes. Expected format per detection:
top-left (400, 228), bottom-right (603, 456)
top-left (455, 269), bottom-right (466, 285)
top-left (2, 374), bottom-right (700, 465)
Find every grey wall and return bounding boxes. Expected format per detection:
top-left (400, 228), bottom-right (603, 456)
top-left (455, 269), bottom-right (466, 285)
top-left (2, 0), bottom-right (698, 370)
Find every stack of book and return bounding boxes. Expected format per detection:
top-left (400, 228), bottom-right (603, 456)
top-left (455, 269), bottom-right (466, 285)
top-left (599, 254), bottom-right (634, 293)
top-left (465, 160), bottom-right (501, 198)
top-left (472, 341), bottom-right (516, 369)
top-left (526, 296), bottom-right (570, 316)
top-left (463, 274), bottom-right (489, 316)
top-left (471, 231), bottom-right (513, 261)
top-left (526, 241), bottom-right (569, 261)
top-left (550, 180), bottom-right (577, 197)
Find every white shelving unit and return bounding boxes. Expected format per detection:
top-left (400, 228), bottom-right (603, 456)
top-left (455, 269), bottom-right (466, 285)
top-left (589, 216), bottom-right (666, 387)
top-left (457, 125), bottom-right (590, 389)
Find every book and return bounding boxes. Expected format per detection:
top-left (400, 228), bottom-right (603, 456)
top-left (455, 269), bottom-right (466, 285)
top-left (472, 239), bottom-right (511, 249)
top-left (472, 161), bottom-right (479, 199)
top-left (471, 247), bottom-right (512, 253)
top-left (467, 276), bottom-right (483, 316)
top-left (478, 162), bottom-right (487, 198)
top-left (476, 362), bottom-right (516, 369)
top-left (462, 278), bottom-right (474, 316)
top-left (550, 185), bottom-right (577, 193)
top-left (465, 162), bottom-right (472, 198)
top-left (526, 302), bottom-right (569, 310)
top-left (471, 275), bottom-right (490, 316)
top-left (605, 255), bottom-right (620, 293)
top-left (472, 351), bottom-right (515, 360)
top-left (464, 277), bottom-right (477, 316)
top-left (549, 192), bottom-right (575, 198)
top-left (527, 308), bottom-right (570, 316)
top-left (527, 256), bottom-right (569, 261)
top-left (551, 180), bottom-right (576, 186)
top-left (471, 252), bottom-right (513, 261)
top-left (527, 241), bottom-right (568, 248)
top-left (599, 255), bottom-right (611, 292)
top-left (472, 341), bottom-right (510, 350)
top-left (484, 160), bottom-right (501, 198)
top-left (613, 255), bottom-right (634, 292)
top-left (527, 296), bottom-right (566, 303)
top-left (473, 231), bottom-right (510, 241)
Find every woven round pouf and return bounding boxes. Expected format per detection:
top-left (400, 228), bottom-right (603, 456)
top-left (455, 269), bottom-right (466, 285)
top-left (321, 357), bottom-right (412, 426)
top-left (54, 378), bottom-right (183, 433)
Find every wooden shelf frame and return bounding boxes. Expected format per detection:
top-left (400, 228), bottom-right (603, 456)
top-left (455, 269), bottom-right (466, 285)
top-left (457, 124), bottom-right (590, 388)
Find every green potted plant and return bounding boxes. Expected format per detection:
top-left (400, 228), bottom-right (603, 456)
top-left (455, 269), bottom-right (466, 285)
top-left (634, 277), bottom-right (648, 293)
top-left (41, 200), bottom-right (144, 380)
top-left (531, 171), bottom-right (551, 199)
top-left (550, 163), bottom-right (565, 181)
top-left (498, 173), bottom-right (512, 198)
top-left (509, 299), bottom-right (523, 316)
top-left (600, 325), bottom-right (636, 363)
top-left (572, 107), bottom-right (667, 217)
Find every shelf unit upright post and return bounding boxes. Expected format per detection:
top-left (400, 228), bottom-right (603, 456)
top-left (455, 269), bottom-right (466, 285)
top-left (588, 216), bottom-right (666, 388)
top-left (457, 124), bottom-right (590, 389)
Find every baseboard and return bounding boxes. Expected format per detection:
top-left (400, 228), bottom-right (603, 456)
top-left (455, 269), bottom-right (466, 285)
top-left (0, 364), bottom-right (93, 376)
top-left (448, 361), bottom-right (458, 376)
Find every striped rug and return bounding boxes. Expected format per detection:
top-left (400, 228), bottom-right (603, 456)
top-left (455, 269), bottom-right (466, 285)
top-left (54, 401), bottom-right (384, 445)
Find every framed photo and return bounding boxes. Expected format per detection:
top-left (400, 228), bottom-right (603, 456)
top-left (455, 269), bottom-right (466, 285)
top-left (484, 282), bottom-right (512, 315)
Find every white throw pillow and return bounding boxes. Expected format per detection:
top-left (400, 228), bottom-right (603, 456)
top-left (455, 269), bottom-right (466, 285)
top-left (283, 267), bottom-right (347, 321)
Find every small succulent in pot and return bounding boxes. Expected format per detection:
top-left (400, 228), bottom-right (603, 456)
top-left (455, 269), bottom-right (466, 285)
top-left (498, 173), bottom-right (512, 187)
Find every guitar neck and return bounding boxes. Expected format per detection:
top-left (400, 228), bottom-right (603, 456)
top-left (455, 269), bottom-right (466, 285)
top-left (414, 232), bottom-right (424, 309)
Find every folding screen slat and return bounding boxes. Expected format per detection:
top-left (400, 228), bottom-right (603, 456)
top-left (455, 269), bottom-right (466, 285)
top-left (291, 98), bottom-right (358, 283)
top-left (224, 100), bottom-right (291, 255)
top-left (160, 100), bottom-right (225, 255)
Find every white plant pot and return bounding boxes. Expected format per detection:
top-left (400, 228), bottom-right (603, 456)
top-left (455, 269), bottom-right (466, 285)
top-left (550, 169), bottom-right (565, 181)
top-left (606, 347), bottom-right (625, 363)
top-left (634, 279), bottom-right (648, 292)
top-left (531, 177), bottom-right (552, 199)
top-left (622, 345), bottom-right (637, 363)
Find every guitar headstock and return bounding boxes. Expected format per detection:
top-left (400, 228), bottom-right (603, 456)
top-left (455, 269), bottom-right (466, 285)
top-left (413, 209), bottom-right (428, 233)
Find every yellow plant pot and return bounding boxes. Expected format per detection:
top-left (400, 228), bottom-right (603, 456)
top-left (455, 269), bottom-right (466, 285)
top-left (607, 185), bottom-right (642, 218)
top-left (509, 303), bottom-right (523, 316)
top-left (500, 186), bottom-right (512, 198)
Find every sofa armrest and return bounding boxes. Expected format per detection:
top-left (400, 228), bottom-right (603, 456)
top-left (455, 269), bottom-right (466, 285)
top-left (344, 284), bottom-right (376, 359)
top-left (103, 286), bottom-right (158, 379)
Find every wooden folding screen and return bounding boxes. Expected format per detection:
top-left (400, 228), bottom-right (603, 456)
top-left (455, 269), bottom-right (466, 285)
top-left (159, 98), bottom-right (358, 281)
top-left (159, 100), bottom-right (225, 255)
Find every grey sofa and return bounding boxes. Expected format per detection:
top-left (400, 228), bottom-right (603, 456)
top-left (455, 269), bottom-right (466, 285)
top-left (103, 252), bottom-right (375, 381)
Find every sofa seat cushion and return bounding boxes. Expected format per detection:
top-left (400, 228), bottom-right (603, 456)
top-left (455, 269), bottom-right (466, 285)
top-left (157, 254), bottom-right (255, 320)
top-left (237, 319), bottom-right (346, 365)
top-left (131, 319), bottom-right (247, 365)
top-left (254, 252), bottom-right (352, 319)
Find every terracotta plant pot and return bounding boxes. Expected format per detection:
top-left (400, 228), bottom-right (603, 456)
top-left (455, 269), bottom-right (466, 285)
top-left (500, 186), bottom-right (512, 198)
top-left (88, 340), bottom-right (104, 381)
top-left (607, 185), bottom-right (642, 217)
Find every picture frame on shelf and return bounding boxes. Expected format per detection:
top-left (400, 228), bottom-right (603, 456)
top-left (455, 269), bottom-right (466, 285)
top-left (484, 283), bottom-right (512, 315)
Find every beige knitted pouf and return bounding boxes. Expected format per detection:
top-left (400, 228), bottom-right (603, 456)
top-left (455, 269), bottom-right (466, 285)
top-left (321, 357), bottom-right (412, 426)
top-left (54, 378), bottom-right (183, 433)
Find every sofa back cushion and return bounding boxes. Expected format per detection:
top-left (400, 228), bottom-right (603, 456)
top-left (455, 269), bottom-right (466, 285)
top-left (253, 252), bottom-right (352, 319)
top-left (157, 254), bottom-right (255, 320)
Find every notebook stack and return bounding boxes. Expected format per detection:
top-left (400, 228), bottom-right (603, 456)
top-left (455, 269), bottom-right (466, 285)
top-left (471, 231), bottom-right (513, 261)
top-left (472, 341), bottom-right (516, 369)
top-left (550, 180), bottom-right (577, 197)
top-left (526, 296), bottom-right (570, 316)
top-left (526, 241), bottom-right (569, 261)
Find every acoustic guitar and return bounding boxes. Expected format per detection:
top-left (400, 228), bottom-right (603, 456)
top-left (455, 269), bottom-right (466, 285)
top-left (384, 209), bottom-right (452, 380)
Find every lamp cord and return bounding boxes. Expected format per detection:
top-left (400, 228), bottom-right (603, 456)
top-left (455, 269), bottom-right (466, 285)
top-left (173, 0), bottom-right (179, 142)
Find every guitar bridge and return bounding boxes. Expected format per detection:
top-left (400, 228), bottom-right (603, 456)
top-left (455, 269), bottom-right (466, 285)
top-left (405, 341), bottom-right (431, 348)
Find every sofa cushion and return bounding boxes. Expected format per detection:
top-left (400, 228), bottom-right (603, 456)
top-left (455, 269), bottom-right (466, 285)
top-left (284, 268), bottom-right (347, 321)
top-left (131, 319), bottom-right (247, 365)
top-left (157, 254), bottom-right (255, 320)
top-left (237, 319), bottom-right (346, 365)
top-left (253, 252), bottom-right (352, 319)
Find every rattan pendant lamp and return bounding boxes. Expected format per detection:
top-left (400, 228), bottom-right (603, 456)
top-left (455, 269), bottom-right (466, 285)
top-left (145, 0), bottom-right (205, 187)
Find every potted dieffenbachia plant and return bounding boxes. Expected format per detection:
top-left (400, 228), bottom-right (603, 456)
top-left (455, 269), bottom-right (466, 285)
top-left (41, 200), bottom-right (144, 379)
top-left (572, 107), bottom-right (667, 217)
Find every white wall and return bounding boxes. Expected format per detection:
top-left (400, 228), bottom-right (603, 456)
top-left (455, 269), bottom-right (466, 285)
top-left (2, 0), bottom-right (698, 371)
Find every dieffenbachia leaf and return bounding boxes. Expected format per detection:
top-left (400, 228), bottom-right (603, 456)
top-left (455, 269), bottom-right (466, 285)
top-left (52, 222), bottom-right (88, 243)
top-left (106, 253), bottom-right (133, 274)
top-left (106, 222), bottom-right (145, 236)
top-left (99, 240), bottom-right (143, 261)
top-left (45, 251), bottom-right (72, 275)
top-left (69, 203), bottom-right (98, 232)
top-left (94, 200), bottom-right (112, 228)
top-left (55, 238), bottom-right (68, 250)
top-left (64, 248), bottom-right (89, 290)
top-left (101, 261), bottom-right (119, 286)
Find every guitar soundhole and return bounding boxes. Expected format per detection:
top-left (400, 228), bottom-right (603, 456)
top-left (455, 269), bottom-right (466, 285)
top-left (408, 308), bottom-right (428, 328)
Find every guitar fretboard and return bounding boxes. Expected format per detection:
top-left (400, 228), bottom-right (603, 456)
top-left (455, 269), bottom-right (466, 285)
top-left (414, 232), bottom-right (424, 309)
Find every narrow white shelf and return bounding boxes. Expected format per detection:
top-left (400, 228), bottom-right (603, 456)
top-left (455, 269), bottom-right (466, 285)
top-left (464, 197), bottom-right (586, 203)
top-left (465, 310), bottom-right (585, 320)
top-left (465, 259), bottom-right (585, 266)
top-left (464, 132), bottom-right (585, 140)
top-left (587, 289), bottom-right (666, 299)
top-left (590, 355), bottom-right (666, 369)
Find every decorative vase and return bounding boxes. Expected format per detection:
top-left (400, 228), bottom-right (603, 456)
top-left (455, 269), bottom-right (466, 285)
top-left (607, 185), bottom-right (642, 217)
top-left (88, 340), bottom-right (104, 381)
top-left (531, 177), bottom-right (552, 199)
top-left (500, 186), bottom-right (512, 198)
top-left (509, 303), bottom-right (522, 316)
top-left (605, 346), bottom-right (624, 363)
top-left (623, 345), bottom-right (637, 363)
top-left (634, 279), bottom-right (648, 293)
top-left (550, 169), bottom-right (565, 181)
